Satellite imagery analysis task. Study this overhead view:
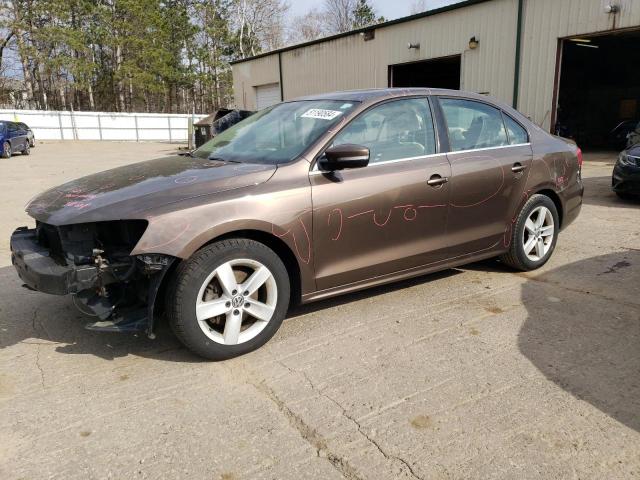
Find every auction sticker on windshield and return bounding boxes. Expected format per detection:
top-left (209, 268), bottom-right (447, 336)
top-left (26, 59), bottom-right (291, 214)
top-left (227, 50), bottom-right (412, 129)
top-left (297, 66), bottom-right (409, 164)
top-left (301, 109), bottom-right (343, 120)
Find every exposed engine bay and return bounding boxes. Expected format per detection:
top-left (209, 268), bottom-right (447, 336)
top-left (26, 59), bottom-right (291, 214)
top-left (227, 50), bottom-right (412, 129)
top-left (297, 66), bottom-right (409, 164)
top-left (11, 220), bottom-right (175, 336)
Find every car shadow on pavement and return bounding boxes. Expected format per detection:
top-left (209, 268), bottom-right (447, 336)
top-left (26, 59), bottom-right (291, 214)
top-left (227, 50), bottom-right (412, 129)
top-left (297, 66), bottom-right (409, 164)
top-left (581, 175), bottom-right (640, 209)
top-left (517, 250), bottom-right (640, 433)
top-left (0, 263), bottom-right (461, 362)
top-left (0, 266), bottom-right (201, 362)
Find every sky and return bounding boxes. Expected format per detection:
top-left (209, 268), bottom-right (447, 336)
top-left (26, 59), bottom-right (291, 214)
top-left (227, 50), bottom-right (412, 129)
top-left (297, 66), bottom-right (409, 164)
top-left (288, 0), bottom-right (463, 21)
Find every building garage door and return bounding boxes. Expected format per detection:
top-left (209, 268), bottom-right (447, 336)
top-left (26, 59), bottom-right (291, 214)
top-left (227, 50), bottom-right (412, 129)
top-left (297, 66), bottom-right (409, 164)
top-left (554, 29), bottom-right (640, 150)
top-left (255, 83), bottom-right (281, 110)
top-left (389, 55), bottom-right (461, 90)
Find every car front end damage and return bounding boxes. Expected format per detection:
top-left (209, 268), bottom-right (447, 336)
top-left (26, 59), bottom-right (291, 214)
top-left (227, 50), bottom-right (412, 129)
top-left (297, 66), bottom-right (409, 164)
top-left (10, 220), bottom-right (175, 337)
top-left (613, 150), bottom-right (640, 195)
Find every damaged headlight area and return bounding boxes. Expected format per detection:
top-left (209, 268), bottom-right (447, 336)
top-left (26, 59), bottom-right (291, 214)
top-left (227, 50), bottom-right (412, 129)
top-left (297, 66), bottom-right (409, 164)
top-left (10, 220), bottom-right (175, 337)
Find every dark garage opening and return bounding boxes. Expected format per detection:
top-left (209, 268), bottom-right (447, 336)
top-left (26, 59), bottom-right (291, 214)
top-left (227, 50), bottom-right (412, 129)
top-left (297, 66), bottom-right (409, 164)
top-left (554, 29), bottom-right (640, 150)
top-left (389, 55), bottom-right (461, 90)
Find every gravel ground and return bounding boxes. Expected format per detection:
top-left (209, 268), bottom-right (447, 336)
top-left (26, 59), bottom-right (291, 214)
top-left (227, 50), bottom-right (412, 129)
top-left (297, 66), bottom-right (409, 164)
top-left (0, 142), bottom-right (638, 479)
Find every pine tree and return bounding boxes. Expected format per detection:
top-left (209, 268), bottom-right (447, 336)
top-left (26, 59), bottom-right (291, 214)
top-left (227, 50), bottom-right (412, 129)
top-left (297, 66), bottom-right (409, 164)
top-left (352, 0), bottom-right (378, 29)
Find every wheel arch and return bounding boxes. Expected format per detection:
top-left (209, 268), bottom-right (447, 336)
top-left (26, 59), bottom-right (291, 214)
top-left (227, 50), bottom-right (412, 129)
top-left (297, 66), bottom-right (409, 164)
top-left (532, 188), bottom-right (564, 227)
top-left (160, 227), bottom-right (303, 307)
top-left (214, 229), bottom-right (302, 306)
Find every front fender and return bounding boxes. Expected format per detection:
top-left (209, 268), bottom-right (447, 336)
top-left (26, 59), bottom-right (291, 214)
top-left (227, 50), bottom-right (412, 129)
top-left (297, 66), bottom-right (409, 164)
top-left (131, 160), bottom-right (315, 291)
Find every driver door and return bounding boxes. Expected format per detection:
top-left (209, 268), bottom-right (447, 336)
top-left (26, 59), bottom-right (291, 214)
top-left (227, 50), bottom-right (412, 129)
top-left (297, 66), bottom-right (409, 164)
top-left (310, 97), bottom-right (451, 291)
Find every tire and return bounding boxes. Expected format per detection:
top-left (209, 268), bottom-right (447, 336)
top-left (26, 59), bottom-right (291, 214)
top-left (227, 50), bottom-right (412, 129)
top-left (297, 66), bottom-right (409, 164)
top-left (166, 238), bottom-right (290, 360)
top-left (22, 144), bottom-right (30, 155)
top-left (29, 137), bottom-right (35, 148)
top-left (1, 142), bottom-right (11, 159)
top-left (500, 194), bottom-right (560, 271)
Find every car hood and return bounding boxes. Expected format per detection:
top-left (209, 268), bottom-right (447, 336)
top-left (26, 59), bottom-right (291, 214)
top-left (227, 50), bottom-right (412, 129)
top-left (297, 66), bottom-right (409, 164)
top-left (26, 155), bottom-right (276, 225)
top-left (627, 144), bottom-right (640, 157)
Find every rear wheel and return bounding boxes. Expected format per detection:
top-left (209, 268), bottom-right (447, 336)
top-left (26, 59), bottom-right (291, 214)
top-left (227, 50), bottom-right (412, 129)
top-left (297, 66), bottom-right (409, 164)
top-left (167, 238), bottom-right (290, 360)
top-left (1, 142), bottom-right (11, 158)
top-left (500, 194), bottom-right (559, 271)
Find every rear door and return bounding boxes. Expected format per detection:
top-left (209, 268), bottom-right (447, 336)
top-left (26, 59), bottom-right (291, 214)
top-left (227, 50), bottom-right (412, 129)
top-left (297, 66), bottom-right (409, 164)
top-left (310, 97), bottom-right (451, 290)
top-left (7, 122), bottom-right (22, 150)
top-left (436, 97), bottom-right (533, 257)
top-left (18, 123), bottom-right (31, 143)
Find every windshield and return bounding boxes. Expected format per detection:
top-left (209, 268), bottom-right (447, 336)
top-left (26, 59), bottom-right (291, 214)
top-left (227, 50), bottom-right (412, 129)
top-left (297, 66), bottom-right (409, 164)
top-left (193, 100), bottom-right (359, 164)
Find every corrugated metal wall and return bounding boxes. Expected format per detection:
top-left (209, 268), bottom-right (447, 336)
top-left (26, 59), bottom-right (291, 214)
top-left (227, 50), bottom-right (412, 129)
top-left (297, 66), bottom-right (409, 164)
top-left (519, 0), bottom-right (640, 130)
top-left (280, 0), bottom-right (518, 102)
top-left (232, 55), bottom-right (280, 110)
top-left (232, 0), bottom-right (640, 131)
top-left (232, 0), bottom-right (517, 110)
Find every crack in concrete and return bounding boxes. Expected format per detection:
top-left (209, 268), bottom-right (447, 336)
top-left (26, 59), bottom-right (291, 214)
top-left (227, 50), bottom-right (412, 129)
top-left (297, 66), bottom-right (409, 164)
top-left (34, 345), bottom-right (45, 389)
top-left (31, 307), bottom-right (46, 389)
top-left (246, 372), bottom-right (364, 480)
top-left (281, 361), bottom-right (423, 480)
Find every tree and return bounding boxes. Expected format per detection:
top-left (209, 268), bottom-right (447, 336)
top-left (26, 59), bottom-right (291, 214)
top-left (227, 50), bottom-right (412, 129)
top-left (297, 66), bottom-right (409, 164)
top-left (231, 0), bottom-right (288, 58)
top-left (352, 0), bottom-right (378, 29)
top-left (323, 0), bottom-right (355, 33)
top-left (0, 0), bottom-right (316, 113)
top-left (286, 8), bottom-right (328, 44)
top-left (323, 0), bottom-right (383, 34)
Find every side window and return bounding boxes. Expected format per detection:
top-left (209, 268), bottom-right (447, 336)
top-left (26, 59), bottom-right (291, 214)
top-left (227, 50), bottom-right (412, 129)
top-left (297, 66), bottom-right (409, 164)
top-left (7, 123), bottom-right (16, 132)
top-left (332, 98), bottom-right (436, 164)
top-left (440, 98), bottom-right (508, 152)
top-left (503, 114), bottom-right (529, 145)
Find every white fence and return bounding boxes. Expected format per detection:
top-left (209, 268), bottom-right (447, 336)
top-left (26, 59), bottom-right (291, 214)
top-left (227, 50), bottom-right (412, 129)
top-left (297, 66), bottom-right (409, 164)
top-left (0, 109), bottom-right (207, 142)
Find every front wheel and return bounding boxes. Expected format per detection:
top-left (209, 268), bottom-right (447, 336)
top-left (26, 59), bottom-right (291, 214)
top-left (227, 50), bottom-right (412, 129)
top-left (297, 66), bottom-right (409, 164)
top-left (167, 239), bottom-right (290, 360)
top-left (1, 141), bottom-right (11, 158)
top-left (500, 194), bottom-right (559, 271)
top-left (22, 144), bottom-right (30, 155)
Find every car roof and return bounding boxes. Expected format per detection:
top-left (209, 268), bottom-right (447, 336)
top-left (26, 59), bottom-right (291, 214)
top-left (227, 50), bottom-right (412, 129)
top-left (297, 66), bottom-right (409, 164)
top-left (291, 87), bottom-right (495, 104)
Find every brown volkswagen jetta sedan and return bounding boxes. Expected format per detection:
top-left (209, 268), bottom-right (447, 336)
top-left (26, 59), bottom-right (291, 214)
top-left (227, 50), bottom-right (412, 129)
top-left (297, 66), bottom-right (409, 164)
top-left (10, 88), bottom-right (583, 359)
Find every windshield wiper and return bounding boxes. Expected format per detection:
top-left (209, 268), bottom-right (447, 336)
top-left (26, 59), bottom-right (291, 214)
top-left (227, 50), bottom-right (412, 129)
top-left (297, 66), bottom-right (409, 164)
top-left (209, 155), bottom-right (240, 163)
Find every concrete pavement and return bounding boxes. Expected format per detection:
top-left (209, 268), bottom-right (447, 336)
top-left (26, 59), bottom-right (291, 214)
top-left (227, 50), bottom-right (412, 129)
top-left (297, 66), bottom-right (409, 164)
top-left (0, 143), bottom-right (638, 479)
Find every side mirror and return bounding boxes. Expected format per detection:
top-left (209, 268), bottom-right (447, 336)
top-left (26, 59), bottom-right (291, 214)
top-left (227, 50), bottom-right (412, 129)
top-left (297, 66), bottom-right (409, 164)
top-left (319, 144), bottom-right (370, 171)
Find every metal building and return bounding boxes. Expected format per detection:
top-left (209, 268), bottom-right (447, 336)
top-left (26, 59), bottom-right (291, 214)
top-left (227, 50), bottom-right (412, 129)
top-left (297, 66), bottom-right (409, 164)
top-left (231, 0), bottom-right (640, 149)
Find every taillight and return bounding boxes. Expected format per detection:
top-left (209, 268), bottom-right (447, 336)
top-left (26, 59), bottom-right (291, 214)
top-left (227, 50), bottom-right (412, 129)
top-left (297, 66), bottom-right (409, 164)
top-left (576, 147), bottom-right (583, 169)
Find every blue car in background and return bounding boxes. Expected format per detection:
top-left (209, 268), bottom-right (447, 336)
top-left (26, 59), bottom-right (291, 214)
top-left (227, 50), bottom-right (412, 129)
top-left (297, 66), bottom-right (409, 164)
top-left (1, 121), bottom-right (31, 158)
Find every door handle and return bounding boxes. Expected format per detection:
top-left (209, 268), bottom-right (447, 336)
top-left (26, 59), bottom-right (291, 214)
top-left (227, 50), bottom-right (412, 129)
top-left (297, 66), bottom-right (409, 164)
top-left (511, 163), bottom-right (527, 173)
top-left (427, 174), bottom-right (449, 187)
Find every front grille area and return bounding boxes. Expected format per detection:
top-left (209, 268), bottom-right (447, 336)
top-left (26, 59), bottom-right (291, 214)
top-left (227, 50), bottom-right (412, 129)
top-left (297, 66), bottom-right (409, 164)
top-left (35, 222), bottom-right (66, 264)
top-left (34, 220), bottom-right (148, 266)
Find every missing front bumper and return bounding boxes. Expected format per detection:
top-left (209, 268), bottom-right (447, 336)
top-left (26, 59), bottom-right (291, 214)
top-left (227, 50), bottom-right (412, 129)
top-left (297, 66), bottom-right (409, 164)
top-left (10, 227), bottom-right (176, 336)
top-left (10, 227), bottom-right (99, 295)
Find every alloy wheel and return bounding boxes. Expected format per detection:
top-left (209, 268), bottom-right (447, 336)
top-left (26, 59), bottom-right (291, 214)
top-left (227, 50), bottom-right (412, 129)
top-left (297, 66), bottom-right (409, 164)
top-left (522, 205), bottom-right (555, 262)
top-left (195, 258), bottom-right (277, 345)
